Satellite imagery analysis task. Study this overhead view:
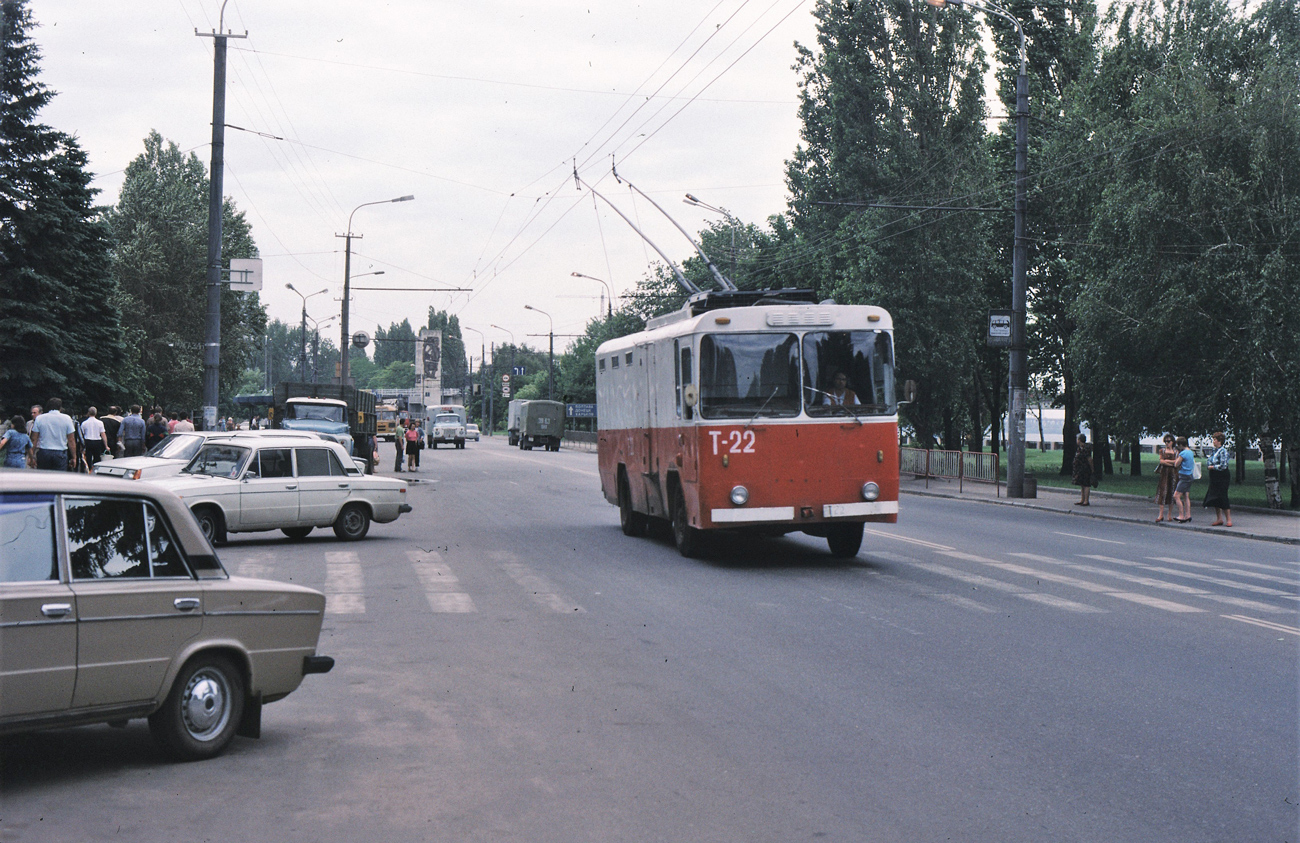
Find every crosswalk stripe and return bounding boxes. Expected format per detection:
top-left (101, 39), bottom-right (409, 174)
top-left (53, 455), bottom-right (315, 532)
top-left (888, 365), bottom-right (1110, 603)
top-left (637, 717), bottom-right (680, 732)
top-left (1083, 555), bottom-right (1299, 599)
top-left (407, 550), bottom-right (477, 613)
top-left (324, 551), bottom-right (365, 615)
top-left (913, 560), bottom-right (1105, 613)
top-left (1103, 592), bottom-right (1203, 613)
top-left (1147, 556), bottom-right (1299, 587)
top-left (500, 562), bottom-right (585, 614)
top-left (1222, 615), bottom-right (1300, 636)
top-left (234, 553), bottom-right (274, 579)
top-left (964, 552), bottom-right (1202, 613)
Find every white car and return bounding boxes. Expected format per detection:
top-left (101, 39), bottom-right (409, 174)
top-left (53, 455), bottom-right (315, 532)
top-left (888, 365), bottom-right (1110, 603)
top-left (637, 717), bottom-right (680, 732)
top-left (429, 413), bottom-right (466, 449)
top-left (466, 423), bottom-right (480, 442)
top-left (153, 439), bottom-right (411, 543)
top-left (95, 430), bottom-right (329, 481)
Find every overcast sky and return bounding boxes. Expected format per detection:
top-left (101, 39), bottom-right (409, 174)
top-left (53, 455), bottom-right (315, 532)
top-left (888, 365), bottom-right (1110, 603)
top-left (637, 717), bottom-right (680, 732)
top-left (33, 0), bottom-right (821, 362)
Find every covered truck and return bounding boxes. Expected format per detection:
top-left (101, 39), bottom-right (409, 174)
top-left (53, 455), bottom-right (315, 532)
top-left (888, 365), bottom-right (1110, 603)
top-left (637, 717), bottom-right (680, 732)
top-left (269, 383), bottom-right (377, 471)
top-left (515, 399), bottom-right (564, 451)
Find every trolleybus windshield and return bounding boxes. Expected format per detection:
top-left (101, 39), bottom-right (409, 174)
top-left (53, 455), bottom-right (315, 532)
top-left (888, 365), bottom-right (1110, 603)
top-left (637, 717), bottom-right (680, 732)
top-left (699, 332), bottom-right (801, 419)
top-left (802, 330), bottom-right (896, 416)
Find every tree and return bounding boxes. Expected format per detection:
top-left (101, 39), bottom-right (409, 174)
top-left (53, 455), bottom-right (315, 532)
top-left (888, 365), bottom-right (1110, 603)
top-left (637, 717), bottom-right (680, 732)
top-left (106, 131), bottom-right (266, 411)
top-left (373, 318), bottom-right (417, 369)
top-left (0, 0), bottom-right (126, 411)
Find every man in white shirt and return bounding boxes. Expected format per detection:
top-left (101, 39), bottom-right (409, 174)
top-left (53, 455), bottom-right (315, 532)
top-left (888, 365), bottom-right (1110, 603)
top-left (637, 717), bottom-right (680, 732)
top-left (80, 406), bottom-right (109, 466)
top-left (173, 411), bottom-right (196, 433)
top-left (30, 397), bottom-right (76, 471)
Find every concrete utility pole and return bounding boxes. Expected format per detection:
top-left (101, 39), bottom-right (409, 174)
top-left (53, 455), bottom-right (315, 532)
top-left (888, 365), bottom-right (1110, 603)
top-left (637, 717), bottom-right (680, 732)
top-left (196, 2), bottom-right (246, 430)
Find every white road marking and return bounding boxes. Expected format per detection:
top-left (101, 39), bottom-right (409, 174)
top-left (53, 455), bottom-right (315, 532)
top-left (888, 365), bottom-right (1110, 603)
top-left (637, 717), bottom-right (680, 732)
top-left (477, 447), bottom-right (599, 478)
top-left (1083, 555), bottom-right (1299, 599)
top-left (324, 551), bottom-right (365, 615)
top-left (950, 551), bottom-right (1199, 612)
top-left (407, 550), bottom-right (478, 613)
top-left (864, 529), bottom-right (954, 551)
top-left (1053, 531), bottom-right (1126, 545)
top-left (1147, 556), bottom-right (1299, 588)
top-left (235, 553), bottom-right (274, 579)
top-left (500, 560), bottom-right (585, 614)
top-left (1215, 557), bottom-right (1300, 576)
top-left (1103, 592), bottom-right (1203, 613)
top-left (910, 561), bottom-right (1105, 613)
top-left (1222, 615), bottom-right (1300, 636)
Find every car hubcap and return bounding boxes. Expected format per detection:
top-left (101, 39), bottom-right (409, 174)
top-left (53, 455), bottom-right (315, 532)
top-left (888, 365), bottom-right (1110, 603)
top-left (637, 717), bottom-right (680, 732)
top-left (182, 669), bottom-right (230, 740)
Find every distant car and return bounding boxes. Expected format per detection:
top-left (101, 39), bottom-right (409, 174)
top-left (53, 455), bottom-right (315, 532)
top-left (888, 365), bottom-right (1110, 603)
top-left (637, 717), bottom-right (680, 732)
top-left (153, 439), bottom-right (410, 543)
top-left (429, 413), bottom-right (466, 449)
top-left (0, 472), bottom-right (334, 760)
top-left (465, 423), bottom-right (480, 442)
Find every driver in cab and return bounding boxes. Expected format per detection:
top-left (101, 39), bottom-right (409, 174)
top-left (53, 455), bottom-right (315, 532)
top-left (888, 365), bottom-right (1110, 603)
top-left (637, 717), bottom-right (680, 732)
top-left (820, 371), bottom-right (860, 407)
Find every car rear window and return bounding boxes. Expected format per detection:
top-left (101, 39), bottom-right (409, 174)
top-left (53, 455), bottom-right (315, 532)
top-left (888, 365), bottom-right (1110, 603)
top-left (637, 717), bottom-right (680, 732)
top-left (0, 494), bottom-right (58, 583)
top-left (66, 497), bottom-right (191, 580)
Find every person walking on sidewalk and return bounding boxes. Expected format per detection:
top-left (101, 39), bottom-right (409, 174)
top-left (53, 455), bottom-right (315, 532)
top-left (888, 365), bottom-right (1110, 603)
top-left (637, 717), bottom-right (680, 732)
top-left (29, 398), bottom-right (76, 471)
top-left (1072, 433), bottom-right (1093, 506)
top-left (1202, 431), bottom-right (1233, 527)
top-left (1172, 435), bottom-right (1196, 522)
top-left (1155, 434), bottom-right (1178, 522)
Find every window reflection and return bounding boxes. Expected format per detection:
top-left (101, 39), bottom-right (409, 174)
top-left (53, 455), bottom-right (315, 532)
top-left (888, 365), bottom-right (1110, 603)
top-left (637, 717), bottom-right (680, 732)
top-left (0, 494), bottom-right (57, 582)
top-left (699, 333), bottom-right (800, 419)
top-left (67, 498), bottom-right (149, 579)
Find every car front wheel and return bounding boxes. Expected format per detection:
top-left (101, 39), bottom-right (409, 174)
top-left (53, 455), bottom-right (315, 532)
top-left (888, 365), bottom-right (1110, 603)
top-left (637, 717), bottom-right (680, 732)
top-left (333, 503), bottom-right (371, 540)
top-left (149, 654), bottom-right (245, 761)
top-left (193, 506), bottom-right (226, 545)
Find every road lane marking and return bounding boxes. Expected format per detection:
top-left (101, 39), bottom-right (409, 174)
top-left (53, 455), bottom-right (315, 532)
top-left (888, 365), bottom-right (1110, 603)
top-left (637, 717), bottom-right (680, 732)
top-left (864, 529), bottom-right (954, 551)
top-left (1147, 556), bottom-right (1299, 588)
top-left (1215, 557), bottom-right (1300, 576)
top-left (477, 447), bottom-right (600, 478)
top-left (499, 561), bottom-right (585, 614)
top-left (951, 551), bottom-right (1201, 613)
top-left (1017, 593), bottom-right (1108, 612)
top-left (325, 551), bottom-right (365, 615)
top-left (407, 550), bottom-right (478, 613)
top-left (1082, 555), bottom-right (1299, 599)
top-left (1053, 531), bottom-right (1126, 545)
top-left (234, 553), bottom-right (274, 579)
top-left (1103, 592), bottom-right (1203, 612)
top-left (911, 561), bottom-right (1105, 613)
top-left (1222, 615), bottom-right (1300, 636)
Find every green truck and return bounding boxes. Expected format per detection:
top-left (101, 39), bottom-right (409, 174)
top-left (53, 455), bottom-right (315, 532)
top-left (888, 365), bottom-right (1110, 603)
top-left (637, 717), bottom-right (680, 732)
top-left (513, 399), bottom-right (565, 451)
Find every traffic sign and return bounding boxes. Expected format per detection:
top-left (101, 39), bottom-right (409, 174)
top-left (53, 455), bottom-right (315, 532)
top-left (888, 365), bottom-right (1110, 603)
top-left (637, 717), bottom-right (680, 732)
top-left (566, 403), bottom-right (597, 419)
top-left (512, 366), bottom-right (526, 376)
top-left (501, 373), bottom-right (511, 384)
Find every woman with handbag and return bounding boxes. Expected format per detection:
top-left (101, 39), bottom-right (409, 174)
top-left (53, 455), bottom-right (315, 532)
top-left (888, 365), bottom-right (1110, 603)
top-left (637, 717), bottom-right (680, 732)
top-left (1202, 431), bottom-right (1233, 527)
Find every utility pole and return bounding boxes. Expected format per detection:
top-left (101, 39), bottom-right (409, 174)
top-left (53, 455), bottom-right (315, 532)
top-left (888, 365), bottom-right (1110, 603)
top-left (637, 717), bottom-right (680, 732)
top-left (196, 2), bottom-right (246, 430)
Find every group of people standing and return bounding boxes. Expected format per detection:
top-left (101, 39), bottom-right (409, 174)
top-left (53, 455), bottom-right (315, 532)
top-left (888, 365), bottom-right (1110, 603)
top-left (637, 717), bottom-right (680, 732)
top-left (1074, 431), bottom-right (1233, 527)
top-left (0, 398), bottom-right (220, 473)
top-left (394, 418), bottom-right (425, 472)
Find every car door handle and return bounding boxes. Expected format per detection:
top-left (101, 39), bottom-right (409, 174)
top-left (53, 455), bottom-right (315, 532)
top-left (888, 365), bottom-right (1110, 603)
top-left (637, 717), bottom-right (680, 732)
top-left (285, 484), bottom-right (298, 490)
top-left (337, 483), bottom-right (350, 488)
top-left (41, 603), bottom-right (73, 618)
top-left (174, 598), bottom-right (201, 612)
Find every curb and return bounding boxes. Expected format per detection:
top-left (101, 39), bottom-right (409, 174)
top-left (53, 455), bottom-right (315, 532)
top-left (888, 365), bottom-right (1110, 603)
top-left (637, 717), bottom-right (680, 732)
top-left (901, 487), bottom-right (1300, 546)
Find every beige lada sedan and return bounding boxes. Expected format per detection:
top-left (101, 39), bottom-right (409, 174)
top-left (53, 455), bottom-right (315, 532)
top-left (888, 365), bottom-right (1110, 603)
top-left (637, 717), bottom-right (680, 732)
top-left (0, 472), bottom-right (334, 760)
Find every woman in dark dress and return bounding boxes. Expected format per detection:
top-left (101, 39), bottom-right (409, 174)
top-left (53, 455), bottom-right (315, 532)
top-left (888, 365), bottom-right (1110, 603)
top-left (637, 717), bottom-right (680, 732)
top-left (1072, 433), bottom-right (1093, 506)
top-left (1154, 434), bottom-right (1177, 521)
top-left (1202, 431), bottom-right (1233, 527)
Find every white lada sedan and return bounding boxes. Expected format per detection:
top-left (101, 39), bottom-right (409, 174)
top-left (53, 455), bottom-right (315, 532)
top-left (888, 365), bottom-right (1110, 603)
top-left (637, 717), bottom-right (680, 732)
top-left (0, 473), bottom-right (334, 760)
top-left (153, 439), bottom-right (411, 543)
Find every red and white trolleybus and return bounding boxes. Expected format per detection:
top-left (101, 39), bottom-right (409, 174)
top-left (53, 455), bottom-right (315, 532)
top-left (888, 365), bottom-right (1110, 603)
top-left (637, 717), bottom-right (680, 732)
top-left (596, 289), bottom-right (899, 558)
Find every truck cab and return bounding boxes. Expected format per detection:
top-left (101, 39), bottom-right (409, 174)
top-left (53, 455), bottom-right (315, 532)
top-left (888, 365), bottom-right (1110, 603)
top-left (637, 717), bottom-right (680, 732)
top-left (280, 398), bottom-right (353, 457)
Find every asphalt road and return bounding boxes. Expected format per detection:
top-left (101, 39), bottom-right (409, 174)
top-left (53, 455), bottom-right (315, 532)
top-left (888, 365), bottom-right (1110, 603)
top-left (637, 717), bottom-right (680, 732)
top-left (2, 436), bottom-right (1296, 842)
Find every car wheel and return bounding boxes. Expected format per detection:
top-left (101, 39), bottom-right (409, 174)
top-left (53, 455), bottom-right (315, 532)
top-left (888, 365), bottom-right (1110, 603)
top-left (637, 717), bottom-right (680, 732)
top-left (332, 503), bottom-right (371, 540)
top-left (193, 506), bottom-right (226, 545)
top-left (282, 526), bottom-right (312, 540)
top-left (618, 471), bottom-right (648, 537)
top-left (148, 654), bottom-right (245, 761)
top-left (670, 488), bottom-right (704, 558)
top-left (826, 523), bottom-right (864, 558)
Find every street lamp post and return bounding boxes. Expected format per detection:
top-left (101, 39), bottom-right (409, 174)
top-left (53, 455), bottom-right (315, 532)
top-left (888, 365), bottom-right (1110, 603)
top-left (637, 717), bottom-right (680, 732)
top-left (523, 305), bottom-right (554, 401)
top-left (286, 283), bottom-right (327, 381)
top-left (306, 313), bottom-right (337, 382)
top-left (463, 326), bottom-right (485, 426)
top-left (927, 0), bottom-right (1029, 498)
top-left (339, 196), bottom-right (413, 385)
top-left (571, 272), bottom-right (613, 319)
top-left (683, 193), bottom-right (739, 277)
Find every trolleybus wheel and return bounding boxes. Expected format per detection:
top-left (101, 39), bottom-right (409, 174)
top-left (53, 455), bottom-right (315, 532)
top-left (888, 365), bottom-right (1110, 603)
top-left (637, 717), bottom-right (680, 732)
top-left (670, 489), bottom-right (704, 558)
top-left (617, 471), bottom-right (647, 537)
top-left (826, 523), bottom-right (864, 558)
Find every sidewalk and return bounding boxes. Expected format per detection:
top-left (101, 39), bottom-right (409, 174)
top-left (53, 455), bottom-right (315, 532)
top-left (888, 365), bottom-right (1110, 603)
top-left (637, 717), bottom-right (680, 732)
top-left (901, 475), bottom-right (1300, 546)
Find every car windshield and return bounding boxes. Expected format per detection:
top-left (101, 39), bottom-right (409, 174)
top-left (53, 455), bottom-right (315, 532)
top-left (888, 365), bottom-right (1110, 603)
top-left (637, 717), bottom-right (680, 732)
top-left (435, 415), bottom-right (460, 425)
top-left (802, 330), bottom-right (896, 416)
top-left (287, 403), bottom-right (345, 423)
top-left (183, 444), bottom-right (251, 479)
top-left (698, 332), bottom-right (801, 419)
top-left (148, 433), bottom-right (206, 460)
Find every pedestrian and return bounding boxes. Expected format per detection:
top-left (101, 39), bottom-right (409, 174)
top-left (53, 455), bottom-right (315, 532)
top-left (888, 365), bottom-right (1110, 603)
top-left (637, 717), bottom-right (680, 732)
top-left (394, 420), bottom-right (406, 472)
top-left (120, 405), bottom-right (147, 456)
top-left (26, 404), bottom-right (40, 434)
top-left (1072, 433), bottom-right (1093, 506)
top-left (146, 413), bottom-right (168, 451)
top-left (102, 406), bottom-right (123, 458)
top-left (1172, 435), bottom-right (1196, 522)
top-left (405, 419), bottom-right (420, 471)
top-left (1202, 431), bottom-right (1233, 527)
top-left (1154, 434), bottom-right (1178, 522)
top-left (167, 412), bottom-right (179, 433)
top-left (173, 411), bottom-right (195, 433)
top-left (80, 406), bottom-right (108, 467)
top-left (29, 397), bottom-right (76, 471)
top-left (1, 415), bottom-right (33, 469)
top-left (414, 419), bottom-right (425, 468)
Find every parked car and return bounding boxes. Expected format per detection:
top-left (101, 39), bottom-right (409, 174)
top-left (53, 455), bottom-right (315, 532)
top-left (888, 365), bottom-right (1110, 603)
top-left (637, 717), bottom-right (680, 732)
top-left (0, 472), bottom-right (334, 760)
top-left (153, 439), bottom-right (411, 543)
top-left (429, 413), bottom-right (466, 449)
top-left (465, 423), bottom-right (481, 442)
top-left (95, 430), bottom-right (323, 481)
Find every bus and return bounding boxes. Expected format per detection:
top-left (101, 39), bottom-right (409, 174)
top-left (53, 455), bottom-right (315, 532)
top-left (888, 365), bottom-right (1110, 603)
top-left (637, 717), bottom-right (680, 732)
top-left (596, 289), bottom-right (899, 558)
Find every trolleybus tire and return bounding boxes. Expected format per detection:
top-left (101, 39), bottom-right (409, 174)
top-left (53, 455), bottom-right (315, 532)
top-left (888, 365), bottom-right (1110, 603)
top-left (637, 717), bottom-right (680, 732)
top-left (617, 471), bottom-right (648, 537)
top-left (670, 489), bottom-right (704, 558)
top-left (826, 523), bottom-right (864, 558)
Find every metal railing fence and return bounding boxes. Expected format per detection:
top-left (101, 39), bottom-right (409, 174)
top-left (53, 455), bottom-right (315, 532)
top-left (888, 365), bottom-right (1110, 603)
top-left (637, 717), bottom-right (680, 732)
top-left (900, 447), bottom-right (1001, 496)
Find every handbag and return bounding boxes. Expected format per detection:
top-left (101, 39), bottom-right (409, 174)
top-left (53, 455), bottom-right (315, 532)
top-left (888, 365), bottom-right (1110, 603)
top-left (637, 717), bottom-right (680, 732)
top-left (1192, 459), bottom-right (1202, 480)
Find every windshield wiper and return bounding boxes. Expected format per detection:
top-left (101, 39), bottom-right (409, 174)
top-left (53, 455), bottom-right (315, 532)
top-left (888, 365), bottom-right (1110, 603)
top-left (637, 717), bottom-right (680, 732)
top-left (744, 388), bottom-right (782, 430)
top-left (805, 386), bottom-right (865, 425)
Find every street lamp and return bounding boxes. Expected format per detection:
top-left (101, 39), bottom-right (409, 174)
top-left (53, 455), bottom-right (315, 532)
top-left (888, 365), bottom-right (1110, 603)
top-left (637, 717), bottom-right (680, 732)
top-left (926, 0), bottom-right (1029, 498)
top-left (683, 193), bottom-right (739, 277)
top-left (491, 324), bottom-right (516, 403)
top-left (286, 283), bottom-right (327, 381)
top-left (523, 305), bottom-right (554, 401)
top-left (306, 313), bottom-right (337, 382)
top-left (571, 272), bottom-right (613, 318)
top-left (340, 197), bottom-right (413, 385)
top-left (462, 326), bottom-right (486, 426)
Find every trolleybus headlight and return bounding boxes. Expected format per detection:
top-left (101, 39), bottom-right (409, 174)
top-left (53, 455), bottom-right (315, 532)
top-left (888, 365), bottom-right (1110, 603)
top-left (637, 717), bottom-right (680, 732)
top-left (861, 482), bottom-right (880, 502)
top-left (730, 485), bottom-right (750, 506)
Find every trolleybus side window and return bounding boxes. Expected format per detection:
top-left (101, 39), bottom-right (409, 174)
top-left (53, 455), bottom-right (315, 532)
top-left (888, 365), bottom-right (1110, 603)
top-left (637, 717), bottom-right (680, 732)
top-left (674, 341), bottom-right (695, 419)
top-left (698, 332), bottom-right (800, 419)
top-left (802, 330), bottom-right (897, 416)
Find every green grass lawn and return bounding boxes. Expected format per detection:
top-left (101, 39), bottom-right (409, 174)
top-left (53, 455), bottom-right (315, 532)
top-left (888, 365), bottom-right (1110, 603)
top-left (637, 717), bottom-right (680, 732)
top-left (1015, 449), bottom-right (1282, 509)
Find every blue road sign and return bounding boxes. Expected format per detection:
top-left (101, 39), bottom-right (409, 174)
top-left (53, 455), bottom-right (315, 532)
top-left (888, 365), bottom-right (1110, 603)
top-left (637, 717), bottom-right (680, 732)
top-left (566, 403), bottom-right (597, 419)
